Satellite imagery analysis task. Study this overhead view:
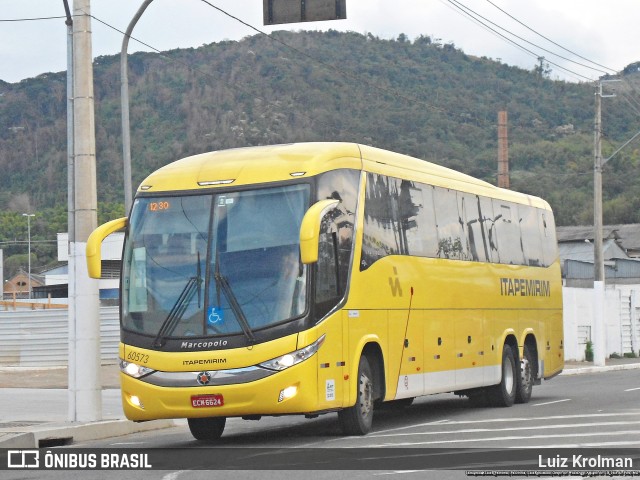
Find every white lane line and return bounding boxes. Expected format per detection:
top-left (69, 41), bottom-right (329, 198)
top-left (372, 471), bottom-right (427, 476)
top-left (532, 398), bottom-right (572, 407)
top-left (374, 419), bottom-right (451, 435)
top-left (162, 471), bottom-right (187, 480)
top-left (520, 440), bottom-right (640, 448)
top-left (367, 420), bottom-right (640, 439)
top-left (624, 386), bottom-right (640, 391)
top-left (364, 429), bottom-right (640, 447)
top-left (321, 411), bottom-right (640, 444)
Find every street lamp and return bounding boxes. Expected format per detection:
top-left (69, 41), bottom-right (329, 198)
top-left (22, 213), bottom-right (35, 299)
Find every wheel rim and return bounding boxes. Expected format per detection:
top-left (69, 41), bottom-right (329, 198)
top-left (503, 357), bottom-right (514, 393)
top-left (359, 372), bottom-right (373, 417)
top-left (521, 356), bottom-right (532, 390)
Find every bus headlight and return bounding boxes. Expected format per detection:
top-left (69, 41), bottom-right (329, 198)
top-left (120, 359), bottom-right (155, 379)
top-left (259, 334), bottom-right (326, 371)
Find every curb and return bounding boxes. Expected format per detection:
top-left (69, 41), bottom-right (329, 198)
top-left (560, 362), bottom-right (640, 376)
top-left (0, 419), bottom-right (176, 449)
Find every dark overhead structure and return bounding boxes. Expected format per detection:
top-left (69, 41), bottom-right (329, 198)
top-left (264, 0), bottom-right (346, 25)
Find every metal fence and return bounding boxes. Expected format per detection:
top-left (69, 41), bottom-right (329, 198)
top-left (0, 307), bottom-right (119, 367)
top-left (2, 289), bottom-right (639, 366)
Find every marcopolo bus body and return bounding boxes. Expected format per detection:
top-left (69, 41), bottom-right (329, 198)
top-left (87, 142), bottom-right (563, 440)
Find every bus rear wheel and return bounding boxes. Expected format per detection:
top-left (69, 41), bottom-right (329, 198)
top-left (488, 344), bottom-right (516, 407)
top-left (338, 356), bottom-right (374, 435)
top-left (515, 345), bottom-right (534, 404)
top-left (188, 416), bottom-right (226, 441)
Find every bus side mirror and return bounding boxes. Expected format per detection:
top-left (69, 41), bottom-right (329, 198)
top-left (86, 217), bottom-right (128, 279)
top-left (299, 199), bottom-right (340, 264)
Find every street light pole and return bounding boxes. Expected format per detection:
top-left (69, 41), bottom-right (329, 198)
top-left (22, 213), bottom-right (35, 299)
top-left (121, 0), bottom-right (155, 213)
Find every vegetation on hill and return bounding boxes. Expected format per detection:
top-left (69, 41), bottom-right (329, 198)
top-left (0, 30), bottom-right (639, 277)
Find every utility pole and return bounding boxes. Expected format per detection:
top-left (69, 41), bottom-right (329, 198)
top-left (69, 0), bottom-right (101, 422)
top-left (593, 81), bottom-right (606, 367)
top-left (593, 78), bottom-right (639, 366)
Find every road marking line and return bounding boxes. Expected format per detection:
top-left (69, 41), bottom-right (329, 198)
top-left (162, 471), bottom-right (187, 480)
top-left (374, 419), bottom-right (450, 435)
top-left (364, 429), bottom-right (640, 447)
top-left (624, 387), bottom-right (640, 391)
top-left (532, 398), bottom-right (572, 406)
top-left (523, 440), bottom-right (640, 448)
top-left (367, 420), bottom-right (640, 439)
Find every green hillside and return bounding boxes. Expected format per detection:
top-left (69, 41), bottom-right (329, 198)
top-left (1, 30), bottom-right (639, 276)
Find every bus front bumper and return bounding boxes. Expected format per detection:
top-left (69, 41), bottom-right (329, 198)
top-left (120, 360), bottom-right (319, 421)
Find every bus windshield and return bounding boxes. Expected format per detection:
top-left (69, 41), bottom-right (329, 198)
top-left (122, 184), bottom-right (311, 342)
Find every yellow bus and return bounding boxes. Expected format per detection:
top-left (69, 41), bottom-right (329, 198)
top-left (87, 142), bottom-right (563, 440)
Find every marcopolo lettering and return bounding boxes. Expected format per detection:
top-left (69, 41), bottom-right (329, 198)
top-left (181, 340), bottom-right (228, 349)
top-left (500, 278), bottom-right (550, 297)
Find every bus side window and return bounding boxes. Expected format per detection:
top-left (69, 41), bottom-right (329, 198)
top-left (492, 201), bottom-right (525, 265)
top-left (315, 226), bottom-right (340, 319)
top-left (315, 169), bottom-right (359, 318)
top-left (539, 211), bottom-right (558, 267)
top-left (520, 205), bottom-right (544, 267)
top-left (433, 187), bottom-right (468, 260)
top-left (459, 193), bottom-right (489, 263)
top-left (361, 173), bottom-right (400, 270)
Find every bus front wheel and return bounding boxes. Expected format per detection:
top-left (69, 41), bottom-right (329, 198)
top-left (188, 416), bottom-right (226, 441)
top-left (338, 356), bottom-right (374, 435)
top-left (488, 344), bottom-right (516, 407)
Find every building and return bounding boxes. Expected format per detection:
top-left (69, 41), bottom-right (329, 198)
top-left (43, 232), bottom-right (123, 303)
top-left (556, 225), bottom-right (640, 287)
top-left (3, 269), bottom-right (45, 299)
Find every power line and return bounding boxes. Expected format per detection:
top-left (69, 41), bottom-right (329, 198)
top-left (198, 0), bottom-right (449, 115)
top-left (87, 12), bottom-right (367, 142)
top-left (89, 4), bottom-right (473, 137)
top-left (444, 0), bottom-right (594, 82)
top-left (483, 0), bottom-right (617, 74)
top-left (453, 0), bottom-right (609, 76)
top-left (0, 15), bottom-right (67, 22)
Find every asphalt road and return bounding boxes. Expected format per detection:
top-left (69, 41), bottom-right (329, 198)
top-left (74, 369), bottom-right (640, 449)
top-left (3, 370), bottom-right (639, 480)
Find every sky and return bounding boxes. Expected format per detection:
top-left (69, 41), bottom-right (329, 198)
top-left (0, 0), bottom-right (638, 84)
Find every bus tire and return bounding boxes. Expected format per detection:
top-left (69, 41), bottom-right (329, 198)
top-left (488, 344), bottom-right (516, 407)
top-left (515, 344), bottom-right (534, 404)
top-left (338, 355), bottom-right (374, 435)
top-left (187, 416), bottom-right (226, 441)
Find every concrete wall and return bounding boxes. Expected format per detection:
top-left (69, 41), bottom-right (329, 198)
top-left (0, 307), bottom-right (119, 367)
top-left (563, 286), bottom-right (640, 361)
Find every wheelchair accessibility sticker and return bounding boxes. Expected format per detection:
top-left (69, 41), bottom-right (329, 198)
top-left (207, 306), bottom-right (225, 328)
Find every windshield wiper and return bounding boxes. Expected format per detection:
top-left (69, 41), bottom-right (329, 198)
top-left (213, 248), bottom-right (256, 344)
top-left (213, 270), bottom-right (256, 344)
top-left (152, 253), bottom-right (202, 348)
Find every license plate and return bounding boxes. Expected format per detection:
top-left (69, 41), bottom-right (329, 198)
top-left (191, 394), bottom-right (224, 408)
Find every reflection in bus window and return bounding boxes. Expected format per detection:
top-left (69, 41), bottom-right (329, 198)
top-left (520, 204), bottom-right (544, 266)
top-left (493, 202), bottom-right (525, 265)
top-left (360, 172), bottom-right (554, 269)
top-left (434, 188), bottom-right (467, 260)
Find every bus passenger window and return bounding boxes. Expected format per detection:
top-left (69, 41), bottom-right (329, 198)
top-left (492, 202), bottom-right (525, 265)
top-left (520, 205), bottom-right (544, 267)
top-left (433, 188), bottom-right (468, 260)
top-left (459, 193), bottom-right (489, 263)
